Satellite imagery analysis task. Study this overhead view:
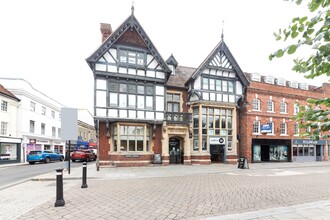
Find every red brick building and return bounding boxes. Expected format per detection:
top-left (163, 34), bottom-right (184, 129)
top-left (240, 73), bottom-right (330, 163)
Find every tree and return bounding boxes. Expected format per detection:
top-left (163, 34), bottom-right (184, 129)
top-left (269, 0), bottom-right (330, 140)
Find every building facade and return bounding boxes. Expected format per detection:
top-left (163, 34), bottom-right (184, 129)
top-left (0, 78), bottom-right (66, 162)
top-left (240, 73), bottom-right (330, 163)
top-left (86, 10), bottom-right (249, 167)
top-left (0, 84), bottom-right (21, 164)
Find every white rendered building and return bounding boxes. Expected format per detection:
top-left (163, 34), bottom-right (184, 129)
top-left (0, 78), bottom-right (66, 162)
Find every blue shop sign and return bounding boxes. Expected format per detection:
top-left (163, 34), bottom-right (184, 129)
top-left (293, 139), bottom-right (326, 145)
top-left (260, 124), bottom-right (272, 133)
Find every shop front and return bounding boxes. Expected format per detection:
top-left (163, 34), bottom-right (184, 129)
top-left (0, 137), bottom-right (22, 164)
top-left (252, 139), bottom-right (291, 162)
top-left (292, 139), bottom-right (326, 162)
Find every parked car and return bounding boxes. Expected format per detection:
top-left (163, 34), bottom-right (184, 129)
top-left (71, 150), bottom-right (97, 162)
top-left (27, 150), bottom-right (64, 164)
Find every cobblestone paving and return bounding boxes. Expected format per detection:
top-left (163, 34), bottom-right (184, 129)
top-left (16, 171), bottom-right (330, 220)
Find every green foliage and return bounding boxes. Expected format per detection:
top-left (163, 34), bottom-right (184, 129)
top-left (271, 0), bottom-right (330, 140)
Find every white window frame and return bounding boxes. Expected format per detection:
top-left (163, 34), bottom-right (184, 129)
top-left (252, 99), bottom-right (260, 111)
top-left (267, 100), bottom-right (274, 112)
top-left (267, 121), bottom-right (275, 135)
top-left (280, 102), bottom-right (287, 114)
top-left (280, 122), bottom-right (287, 135)
top-left (253, 121), bottom-right (260, 134)
top-left (41, 106), bottom-right (46, 115)
top-left (1, 121), bottom-right (8, 135)
top-left (1, 100), bottom-right (8, 111)
top-left (294, 123), bottom-right (300, 136)
top-left (30, 101), bottom-right (36, 112)
top-left (294, 104), bottom-right (299, 115)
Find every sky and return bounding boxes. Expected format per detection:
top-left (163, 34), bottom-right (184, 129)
top-left (0, 0), bottom-right (327, 113)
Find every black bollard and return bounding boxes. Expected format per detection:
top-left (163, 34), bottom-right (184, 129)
top-left (54, 168), bottom-right (65, 207)
top-left (81, 161), bottom-right (88, 188)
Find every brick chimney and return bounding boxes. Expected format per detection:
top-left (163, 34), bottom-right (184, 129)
top-left (100, 23), bottom-right (112, 43)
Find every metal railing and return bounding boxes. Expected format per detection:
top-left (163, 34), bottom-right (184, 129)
top-left (165, 112), bottom-right (192, 124)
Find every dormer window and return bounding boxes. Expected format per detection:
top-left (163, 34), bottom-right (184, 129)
top-left (289, 81), bottom-right (298, 88)
top-left (276, 78), bottom-right (286, 86)
top-left (169, 65), bottom-right (176, 75)
top-left (119, 49), bottom-right (145, 66)
top-left (299, 83), bottom-right (308, 90)
top-left (265, 75), bottom-right (274, 84)
top-left (251, 73), bottom-right (261, 82)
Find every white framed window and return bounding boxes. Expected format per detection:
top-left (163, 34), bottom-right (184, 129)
top-left (41, 123), bottom-right (46, 135)
top-left (265, 75), bottom-right (274, 84)
top-left (267, 100), bottom-right (274, 112)
top-left (289, 81), bottom-right (298, 88)
top-left (52, 127), bottom-right (56, 137)
top-left (294, 103), bottom-right (299, 115)
top-left (30, 101), bottom-right (36, 112)
top-left (280, 102), bottom-right (287, 114)
top-left (253, 121), bottom-right (260, 134)
top-left (276, 78), bottom-right (286, 86)
top-left (30, 120), bottom-right (35, 133)
top-left (1, 121), bottom-right (8, 135)
top-left (294, 123), bottom-right (299, 136)
top-left (51, 110), bottom-right (55, 119)
top-left (251, 73), bottom-right (261, 82)
top-left (118, 49), bottom-right (145, 66)
top-left (41, 106), bottom-right (46, 115)
top-left (267, 121), bottom-right (274, 135)
top-left (280, 122), bottom-right (287, 135)
top-left (1, 100), bottom-right (8, 111)
top-left (252, 99), bottom-right (260, 111)
top-left (58, 128), bottom-right (61, 138)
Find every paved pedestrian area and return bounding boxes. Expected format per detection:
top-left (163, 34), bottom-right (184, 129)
top-left (1, 162), bottom-right (330, 219)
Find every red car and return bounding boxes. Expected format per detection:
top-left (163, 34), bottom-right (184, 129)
top-left (71, 150), bottom-right (97, 162)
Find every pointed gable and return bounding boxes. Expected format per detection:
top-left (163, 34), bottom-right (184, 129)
top-left (185, 40), bottom-right (249, 87)
top-left (86, 13), bottom-right (171, 76)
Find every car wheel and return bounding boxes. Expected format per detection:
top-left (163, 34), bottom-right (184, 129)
top-left (45, 157), bottom-right (51, 163)
top-left (29, 162), bottom-right (35, 165)
top-left (72, 159), bottom-right (76, 162)
top-left (60, 156), bottom-right (64, 161)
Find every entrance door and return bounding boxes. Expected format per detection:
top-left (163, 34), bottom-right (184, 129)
top-left (210, 145), bottom-right (225, 163)
top-left (260, 145), bottom-right (270, 162)
top-left (169, 138), bottom-right (181, 164)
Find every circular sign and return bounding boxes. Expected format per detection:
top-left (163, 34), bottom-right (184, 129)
top-left (219, 138), bottom-right (224, 144)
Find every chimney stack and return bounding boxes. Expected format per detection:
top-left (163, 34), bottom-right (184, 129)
top-left (100, 23), bottom-right (112, 43)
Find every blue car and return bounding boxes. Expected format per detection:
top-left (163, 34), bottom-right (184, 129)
top-left (27, 150), bottom-right (64, 164)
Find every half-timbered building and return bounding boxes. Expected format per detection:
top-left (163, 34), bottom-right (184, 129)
top-left (86, 8), bottom-right (249, 166)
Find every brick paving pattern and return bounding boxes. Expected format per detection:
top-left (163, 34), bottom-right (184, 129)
top-left (16, 170), bottom-right (330, 220)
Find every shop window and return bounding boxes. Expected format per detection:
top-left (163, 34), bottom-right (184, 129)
top-left (0, 143), bottom-right (17, 161)
top-left (113, 124), bottom-right (150, 152)
top-left (293, 147), bottom-right (297, 156)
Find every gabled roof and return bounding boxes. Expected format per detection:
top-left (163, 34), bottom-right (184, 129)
top-left (86, 12), bottom-right (171, 75)
top-left (166, 54), bottom-right (178, 67)
top-left (0, 84), bottom-right (20, 101)
top-left (185, 40), bottom-right (249, 87)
